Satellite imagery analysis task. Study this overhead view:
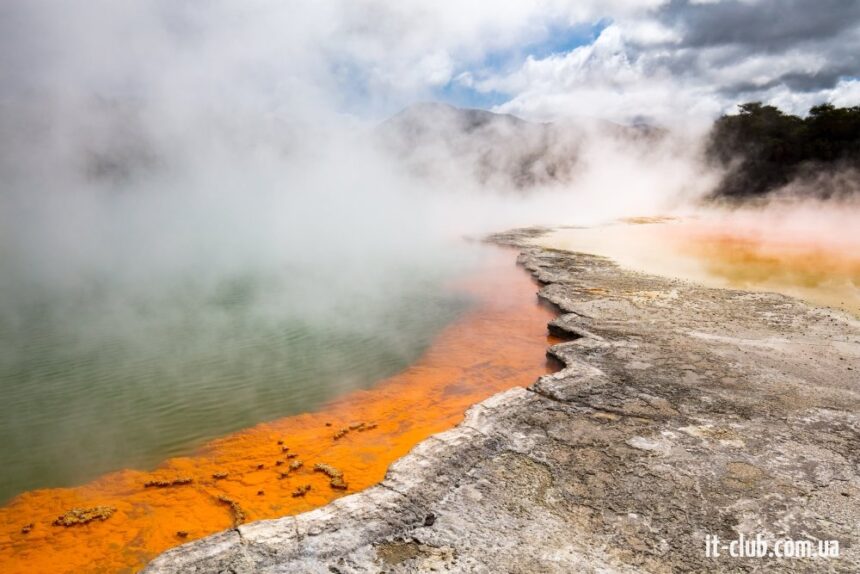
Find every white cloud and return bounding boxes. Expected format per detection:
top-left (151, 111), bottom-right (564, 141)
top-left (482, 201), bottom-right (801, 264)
top-left (478, 25), bottom-right (720, 125)
top-left (465, 5), bottom-right (860, 124)
top-left (829, 79), bottom-right (860, 107)
top-left (1, 0), bottom-right (858, 124)
top-left (622, 19), bottom-right (682, 45)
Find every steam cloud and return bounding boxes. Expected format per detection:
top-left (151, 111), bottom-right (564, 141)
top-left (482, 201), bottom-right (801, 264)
top-left (0, 2), bottom-right (724, 308)
top-left (1, 1), bottom-right (853, 356)
top-left (1, 1), bottom-right (857, 501)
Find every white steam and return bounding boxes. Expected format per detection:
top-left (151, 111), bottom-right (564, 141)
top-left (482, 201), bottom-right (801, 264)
top-left (0, 2), bottom-right (724, 302)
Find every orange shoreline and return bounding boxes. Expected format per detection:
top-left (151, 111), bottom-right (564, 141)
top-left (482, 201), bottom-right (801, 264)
top-left (0, 249), bottom-right (559, 574)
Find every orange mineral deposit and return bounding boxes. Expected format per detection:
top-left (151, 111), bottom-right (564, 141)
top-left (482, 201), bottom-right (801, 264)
top-left (0, 249), bottom-right (560, 574)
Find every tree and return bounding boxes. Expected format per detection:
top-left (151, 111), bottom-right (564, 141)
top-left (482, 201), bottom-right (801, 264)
top-left (707, 102), bottom-right (860, 199)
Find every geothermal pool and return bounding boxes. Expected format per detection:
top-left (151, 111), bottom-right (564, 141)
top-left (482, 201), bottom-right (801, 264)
top-left (0, 247), bottom-right (559, 574)
top-left (537, 215), bottom-right (860, 317)
top-left (0, 260), bottom-right (472, 504)
top-left (4, 214), bottom-right (855, 574)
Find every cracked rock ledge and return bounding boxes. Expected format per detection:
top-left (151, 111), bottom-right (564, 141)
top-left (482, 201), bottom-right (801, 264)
top-left (143, 227), bottom-right (860, 573)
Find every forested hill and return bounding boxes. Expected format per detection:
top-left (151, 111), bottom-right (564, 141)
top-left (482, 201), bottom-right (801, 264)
top-left (707, 102), bottom-right (860, 200)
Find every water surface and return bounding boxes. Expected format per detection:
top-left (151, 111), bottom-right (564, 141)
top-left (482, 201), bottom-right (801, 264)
top-left (0, 247), bottom-right (558, 574)
top-left (537, 216), bottom-right (860, 317)
top-left (0, 255), bottom-right (472, 503)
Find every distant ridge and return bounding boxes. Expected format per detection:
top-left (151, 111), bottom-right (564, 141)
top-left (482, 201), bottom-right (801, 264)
top-left (377, 102), bottom-right (662, 192)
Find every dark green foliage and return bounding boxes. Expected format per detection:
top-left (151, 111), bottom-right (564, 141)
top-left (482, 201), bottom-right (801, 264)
top-left (707, 102), bottom-right (860, 199)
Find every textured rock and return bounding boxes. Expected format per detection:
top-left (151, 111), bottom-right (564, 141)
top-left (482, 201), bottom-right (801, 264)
top-left (144, 228), bottom-right (860, 573)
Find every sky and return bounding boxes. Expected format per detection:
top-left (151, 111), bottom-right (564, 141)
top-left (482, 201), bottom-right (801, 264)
top-left (2, 0), bottom-right (860, 125)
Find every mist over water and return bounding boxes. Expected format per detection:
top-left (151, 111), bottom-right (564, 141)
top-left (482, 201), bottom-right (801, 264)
top-left (0, 255), bottom-right (472, 501)
top-left (0, 95), bottom-right (490, 501)
top-left (0, 18), bottom-right (741, 502)
top-left (3, 0), bottom-right (856, 505)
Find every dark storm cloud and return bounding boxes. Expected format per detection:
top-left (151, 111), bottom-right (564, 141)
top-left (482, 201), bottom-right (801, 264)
top-left (708, 53), bottom-right (859, 95)
top-left (629, 0), bottom-right (860, 101)
top-left (778, 68), bottom-right (856, 92)
top-left (660, 0), bottom-right (860, 51)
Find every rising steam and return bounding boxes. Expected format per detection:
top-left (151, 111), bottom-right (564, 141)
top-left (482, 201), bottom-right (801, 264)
top-left (1, 0), bottom-right (854, 501)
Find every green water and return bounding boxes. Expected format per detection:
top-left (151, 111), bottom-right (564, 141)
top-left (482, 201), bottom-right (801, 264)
top-left (0, 260), bottom-right (472, 503)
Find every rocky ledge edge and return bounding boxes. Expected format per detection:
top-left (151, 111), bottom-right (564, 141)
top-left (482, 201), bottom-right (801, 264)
top-left (144, 227), bottom-right (860, 573)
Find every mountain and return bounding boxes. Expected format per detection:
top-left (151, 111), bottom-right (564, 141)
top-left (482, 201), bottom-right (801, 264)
top-left (377, 102), bottom-right (662, 192)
